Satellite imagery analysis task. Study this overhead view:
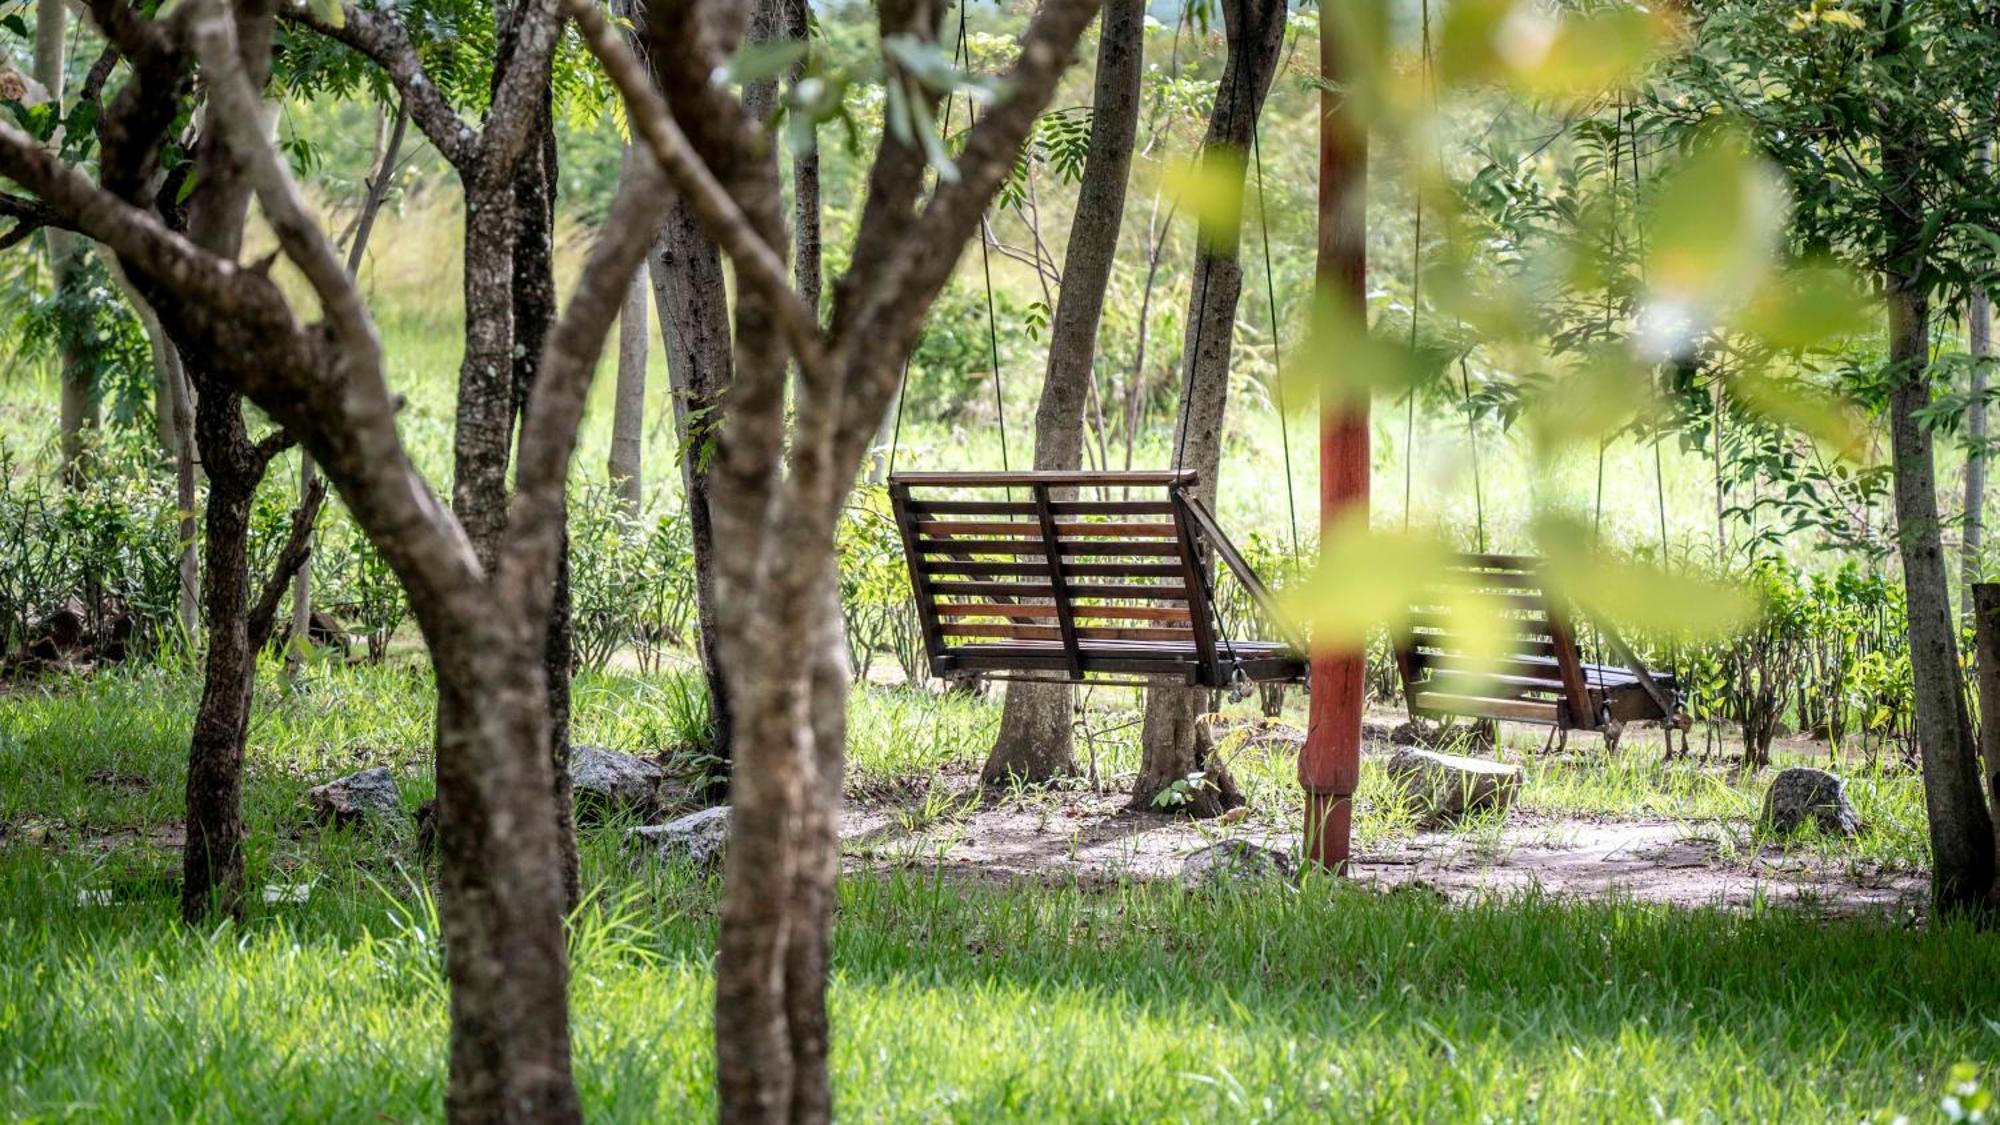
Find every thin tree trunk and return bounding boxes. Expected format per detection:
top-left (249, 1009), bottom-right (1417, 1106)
top-left (985, 0), bottom-right (1145, 786)
top-left (37, 0), bottom-right (92, 482)
top-left (651, 200), bottom-right (736, 796)
top-left (1132, 0), bottom-right (1286, 816)
top-left (180, 408), bottom-right (256, 922)
top-left (293, 99), bottom-right (409, 673)
top-left (1879, 1), bottom-right (1997, 912)
top-left (1965, 149), bottom-right (1991, 618)
top-left (610, 239), bottom-right (649, 510)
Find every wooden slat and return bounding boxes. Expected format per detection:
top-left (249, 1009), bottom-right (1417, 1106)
top-left (1448, 553), bottom-right (1542, 573)
top-left (940, 623), bottom-right (1198, 643)
top-left (935, 603), bottom-right (1191, 623)
top-left (933, 580), bottom-right (1190, 601)
top-left (921, 560), bottom-right (1053, 578)
top-left (1067, 582), bottom-right (1190, 600)
top-left (1413, 652), bottom-right (1594, 683)
top-left (917, 519), bottom-right (1180, 539)
top-left (923, 559), bottom-right (1182, 579)
top-left (1410, 589), bottom-right (1546, 612)
top-left (1420, 671), bottom-right (1569, 700)
top-left (1063, 562), bottom-right (1182, 578)
top-left (1407, 632), bottom-right (1560, 659)
top-left (941, 623), bottom-right (1064, 641)
top-left (936, 603), bottom-right (1058, 618)
top-left (916, 520), bottom-right (1041, 537)
top-left (1407, 609), bottom-right (1553, 637)
top-left (905, 500), bottom-right (1035, 517)
top-left (1412, 691), bottom-right (1560, 726)
top-left (1049, 522), bottom-right (1180, 538)
top-left (891, 470), bottom-right (1197, 487)
top-left (1077, 626), bottom-right (1195, 642)
top-left (1049, 500), bottom-right (1176, 516)
top-left (915, 538), bottom-right (1181, 558)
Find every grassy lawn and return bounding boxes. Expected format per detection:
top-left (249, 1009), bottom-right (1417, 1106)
top-left (0, 663), bottom-right (1987, 1120)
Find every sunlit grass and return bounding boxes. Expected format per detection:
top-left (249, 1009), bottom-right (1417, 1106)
top-left (0, 842), bottom-right (1994, 1121)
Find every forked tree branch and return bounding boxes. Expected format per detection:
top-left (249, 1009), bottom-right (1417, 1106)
top-left (285, 2), bottom-right (479, 170)
top-left (567, 0), bottom-right (828, 380)
top-left (481, 0), bottom-right (565, 178)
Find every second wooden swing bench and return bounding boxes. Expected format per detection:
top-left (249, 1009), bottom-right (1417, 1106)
top-left (1394, 553), bottom-right (1682, 734)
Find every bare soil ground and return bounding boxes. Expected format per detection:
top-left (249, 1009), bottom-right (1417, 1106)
top-left (839, 725), bottom-right (1929, 920)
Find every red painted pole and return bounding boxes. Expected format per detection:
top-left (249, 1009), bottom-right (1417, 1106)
top-left (1300, 14), bottom-right (1369, 872)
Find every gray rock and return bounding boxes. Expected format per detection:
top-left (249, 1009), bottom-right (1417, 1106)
top-left (630, 805), bottom-right (731, 868)
top-left (1759, 767), bottom-right (1862, 838)
top-left (1180, 839), bottom-right (1294, 890)
top-left (307, 767), bottom-right (401, 827)
top-left (1385, 746), bottom-right (1521, 827)
top-left (570, 745), bottom-right (664, 820)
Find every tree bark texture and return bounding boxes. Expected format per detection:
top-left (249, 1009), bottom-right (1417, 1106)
top-left (610, 205), bottom-right (649, 513)
top-left (1132, 0), bottom-right (1286, 814)
top-left (986, 0), bottom-right (1146, 786)
top-left (38, 0), bottom-right (93, 481)
top-left (1966, 246), bottom-right (1990, 616)
top-left (1879, 2), bottom-right (1997, 912)
top-left (651, 198), bottom-right (736, 792)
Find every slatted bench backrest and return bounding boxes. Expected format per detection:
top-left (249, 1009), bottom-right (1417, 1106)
top-left (888, 471), bottom-right (1221, 682)
top-left (1394, 554), bottom-right (1595, 728)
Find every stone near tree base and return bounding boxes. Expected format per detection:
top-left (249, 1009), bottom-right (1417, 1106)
top-left (1180, 839), bottom-right (1294, 890)
top-left (1759, 766), bottom-right (1862, 838)
top-left (1385, 746), bottom-right (1521, 827)
top-left (569, 745), bottom-right (664, 820)
top-left (630, 805), bottom-right (731, 868)
top-left (307, 767), bottom-right (402, 828)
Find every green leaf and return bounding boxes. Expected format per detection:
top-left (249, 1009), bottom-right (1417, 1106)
top-left (721, 40), bottom-right (806, 88)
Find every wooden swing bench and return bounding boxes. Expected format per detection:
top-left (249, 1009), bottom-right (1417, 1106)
top-left (1394, 553), bottom-right (1681, 733)
top-left (888, 470), bottom-right (1306, 688)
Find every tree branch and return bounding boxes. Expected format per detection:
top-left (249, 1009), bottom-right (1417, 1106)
top-left (479, 0), bottom-right (563, 179)
top-left (247, 475), bottom-right (328, 650)
top-left (284, 1), bottom-right (479, 171)
top-left (0, 191), bottom-right (74, 246)
top-left (496, 148), bottom-right (673, 616)
top-left (567, 0), bottom-right (827, 379)
top-left (193, 0), bottom-right (378, 366)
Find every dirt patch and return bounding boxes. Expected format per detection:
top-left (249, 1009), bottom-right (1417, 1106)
top-left (838, 770), bottom-right (1926, 917)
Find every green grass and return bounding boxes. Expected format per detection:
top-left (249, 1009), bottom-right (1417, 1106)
top-left (2, 843), bottom-right (1997, 1121)
top-left (0, 662), bottom-right (1965, 1120)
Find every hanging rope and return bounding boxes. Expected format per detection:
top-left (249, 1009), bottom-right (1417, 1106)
top-left (1249, 97), bottom-right (1301, 563)
top-left (955, 13), bottom-right (1012, 476)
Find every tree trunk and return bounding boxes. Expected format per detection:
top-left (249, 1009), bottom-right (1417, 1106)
top-left (1965, 583), bottom-right (2000, 905)
top-left (651, 200), bottom-right (736, 795)
top-left (431, 640), bottom-right (582, 1121)
top-left (513, 109), bottom-right (581, 915)
top-left (37, 0), bottom-right (92, 482)
top-left (609, 245), bottom-right (648, 512)
top-left (1966, 243), bottom-right (1990, 616)
top-left (985, 0), bottom-right (1145, 786)
top-left (1131, 0), bottom-right (1285, 815)
top-left (180, 398), bottom-right (257, 923)
top-left (1879, 5), bottom-right (1997, 910)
